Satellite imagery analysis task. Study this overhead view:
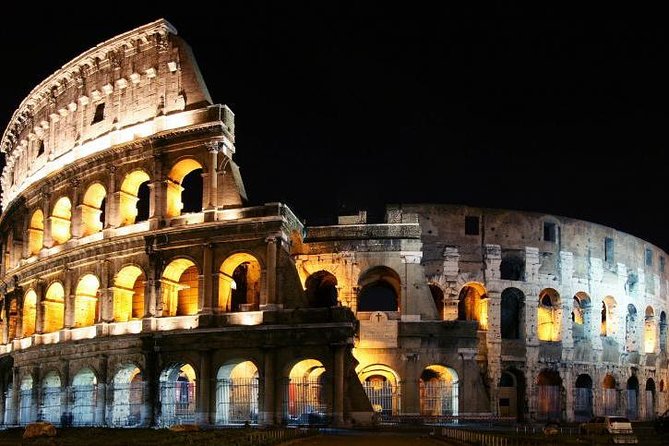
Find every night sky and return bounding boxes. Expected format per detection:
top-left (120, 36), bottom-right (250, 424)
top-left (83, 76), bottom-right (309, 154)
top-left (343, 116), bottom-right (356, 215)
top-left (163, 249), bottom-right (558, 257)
top-left (1, 6), bottom-right (668, 251)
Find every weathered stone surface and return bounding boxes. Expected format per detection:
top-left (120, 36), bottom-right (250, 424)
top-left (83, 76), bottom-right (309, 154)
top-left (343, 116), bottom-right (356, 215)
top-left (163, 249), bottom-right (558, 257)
top-left (23, 422), bottom-right (57, 439)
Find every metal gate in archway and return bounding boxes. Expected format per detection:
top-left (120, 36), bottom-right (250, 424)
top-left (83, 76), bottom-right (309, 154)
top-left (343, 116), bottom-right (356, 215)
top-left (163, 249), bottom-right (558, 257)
top-left (283, 378), bottom-right (328, 424)
top-left (362, 381), bottom-right (400, 416)
top-left (215, 377), bottom-right (259, 425)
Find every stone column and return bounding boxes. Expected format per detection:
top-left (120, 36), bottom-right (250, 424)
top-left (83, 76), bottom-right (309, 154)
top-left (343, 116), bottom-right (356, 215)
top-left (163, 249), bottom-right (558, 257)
top-left (401, 355), bottom-right (420, 416)
top-left (105, 166), bottom-right (117, 229)
top-left (35, 280), bottom-right (45, 334)
top-left (205, 142), bottom-right (218, 211)
top-left (198, 350), bottom-right (212, 425)
top-left (41, 192), bottom-right (53, 250)
top-left (264, 236), bottom-right (278, 308)
top-left (10, 366), bottom-right (19, 425)
top-left (69, 178), bottom-right (82, 238)
top-left (333, 344), bottom-right (345, 425)
top-left (261, 348), bottom-right (276, 425)
top-left (201, 243), bottom-right (213, 314)
top-left (148, 153), bottom-right (165, 230)
top-left (63, 267), bottom-right (75, 329)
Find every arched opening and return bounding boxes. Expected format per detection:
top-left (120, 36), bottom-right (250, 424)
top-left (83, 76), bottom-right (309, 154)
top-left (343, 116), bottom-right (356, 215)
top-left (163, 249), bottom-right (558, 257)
top-left (457, 282), bottom-right (488, 329)
top-left (574, 374), bottom-right (593, 421)
top-left (285, 359), bottom-right (328, 425)
top-left (113, 265), bottom-right (145, 322)
top-left (429, 284), bottom-right (445, 320)
top-left (419, 365), bottom-right (458, 417)
top-left (18, 375), bottom-right (34, 426)
top-left (537, 288), bottom-right (561, 341)
top-left (51, 197), bottom-right (72, 245)
top-left (661, 312), bottom-right (667, 353)
top-left (161, 259), bottom-right (199, 316)
top-left (218, 253), bottom-right (262, 312)
top-left (572, 292), bottom-right (592, 342)
top-left (80, 183), bottom-right (106, 236)
top-left (43, 282), bottom-right (65, 333)
top-left (28, 209), bottom-right (44, 255)
top-left (40, 371), bottom-right (61, 425)
top-left (305, 271), bottom-right (338, 308)
top-left (5, 299), bottom-right (18, 341)
top-left (501, 287), bottom-right (524, 339)
top-left (357, 266), bottom-right (401, 312)
top-left (603, 374), bottom-right (617, 415)
top-left (159, 363), bottom-right (196, 426)
top-left (626, 304), bottom-right (639, 352)
top-left (500, 253), bottom-right (524, 281)
top-left (111, 364), bottom-right (144, 427)
top-left (119, 170), bottom-right (151, 226)
top-left (536, 370), bottom-right (562, 421)
top-left (74, 274), bottom-right (100, 328)
top-left (602, 296), bottom-right (617, 337)
top-left (645, 378), bottom-right (656, 420)
top-left (22, 289), bottom-right (37, 337)
top-left (644, 306), bottom-right (657, 353)
top-left (166, 159), bottom-right (203, 218)
top-left (498, 369), bottom-right (525, 421)
top-left (215, 360), bottom-right (259, 425)
top-left (626, 376), bottom-right (639, 420)
top-left (358, 364), bottom-right (401, 416)
top-left (72, 368), bottom-right (98, 426)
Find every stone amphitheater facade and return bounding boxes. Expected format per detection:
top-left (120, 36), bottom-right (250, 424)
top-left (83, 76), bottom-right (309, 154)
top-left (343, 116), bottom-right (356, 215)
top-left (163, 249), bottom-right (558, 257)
top-left (0, 19), bottom-right (666, 428)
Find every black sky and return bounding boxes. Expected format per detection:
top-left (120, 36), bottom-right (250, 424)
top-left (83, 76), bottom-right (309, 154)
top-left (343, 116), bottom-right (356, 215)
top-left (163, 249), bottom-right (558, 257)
top-left (1, 6), bottom-right (668, 250)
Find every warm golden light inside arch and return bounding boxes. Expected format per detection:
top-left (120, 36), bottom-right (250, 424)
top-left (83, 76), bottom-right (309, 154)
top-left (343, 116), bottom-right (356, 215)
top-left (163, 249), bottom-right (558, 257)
top-left (458, 282), bottom-right (488, 329)
top-left (43, 282), bottom-right (65, 333)
top-left (537, 288), bottom-right (562, 341)
top-left (218, 253), bottom-right (262, 312)
top-left (22, 289), bottom-right (37, 337)
top-left (422, 364), bottom-right (459, 383)
top-left (289, 359), bottom-right (325, 380)
top-left (28, 209), bottom-right (44, 255)
top-left (645, 305), bottom-right (657, 353)
top-left (357, 364), bottom-right (400, 388)
top-left (120, 170), bottom-right (150, 226)
top-left (113, 266), bottom-right (145, 322)
top-left (161, 258), bottom-right (199, 316)
top-left (51, 197), bottom-right (72, 245)
top-left (217, 360), bottom-right (259, 380)
top-left (74, 274), bottom-right (100, 328)
top-left (166, 158), bottom-right (203, 218)
top-left (81, 183), bottom-right (106, 236)
top-left (602, 295), bottom-right (617, 336)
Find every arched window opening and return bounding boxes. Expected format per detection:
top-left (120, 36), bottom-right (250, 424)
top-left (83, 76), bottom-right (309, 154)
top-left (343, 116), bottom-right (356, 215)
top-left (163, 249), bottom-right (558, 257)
top-left (602, 374), bottom-right (617, 415)
top-left (119, 170), bottom-right (151, 226)
top-left (537, 288), bottom-right (561, 341)
top-left (572, 292), bottom-right (591, 342)
top-left (306, 271), bottom-right (338, 308)
top-left (660, 312), bottom-right (667, 353)
top-left (419, 365), bottom-right (458, 417)
top-left (166, 159), bottom-right (203, 218)
top-left (18, 375), bottom-right (34, 426)
top-left (429, 284), bottom-right (445, 320)
top-left (72, 368), bottom-right (98, 426)
top-left (501, 288), bottom-right (524, 339)
top-left (457, 282), bottom-right (488, 329)
top-left (22, 289), bottom-right (37, 337)
top-left (161, 259), bottom-right (199, 316)
top-left (626, 376), bottom-right (639, 420)
top-left (601, 296), bottom-right (617, 337)
top-left (357, 266), bottom-right (401, 313)
top-left (159, 363), bottom-right (196, 427)
top-left (644, 306), bottom-right (656, 354)
top-left (219, 253), bottom-right (262, 312)
top-left (574, 374), bottom-right (593, 422)
top-left (28, 209), bottom-right (44, 255)
top-left (80, 183), bottom-right (106, 236)
top-left (285, 359), bottom-right (328, 424)
top-left (43, 282), bottom-right (65, 333)
top-left (645, 378), bottom-right (656, 421)
top-left (625, 304), bottom-right (639, 352)
top-left (111, 364), bottom-right (145, 427)
top-left (40, 371), bottom-right (61, 425)
top-left (74, 274), bottom-right (100, 328)
top-left (113, 266), bottom-right (146, 322)
top-left (215, 360), bottom-right (259, 425)
top-left (359, 364), bottom-right (401, 417)
top-left (500, 253), bottom-right (524, 281)
top-left (498, 370), bottom-right (524, 420)
top-left (51, 197), bottom-right (72, 245)
top-left (536, 370), bottom-right (562, 421)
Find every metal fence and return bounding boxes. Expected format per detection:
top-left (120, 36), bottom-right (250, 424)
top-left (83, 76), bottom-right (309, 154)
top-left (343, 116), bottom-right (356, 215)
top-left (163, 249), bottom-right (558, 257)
top-left (283, 378), bottom-right (329, 425)
top-left (40, 386), bottom-right (61, 425)
top-left (573, 388), bottom-right (592, 421)
top-left (420, 381), bottom-right (457, 416)
top-left (109, 382), bottom-right (146, 427)
top-left (159, 381), bottom-right (196, 426)
top-left (215, 378), bottom-right (259, 425)
top-left (18, 389), bottom-right (33, 425)
top-left (71, 384), bottom-right (97, 426)
top-left (536, 385), bottom-right (560, 421)
top-left (362, 381), bottom-right (399, 415)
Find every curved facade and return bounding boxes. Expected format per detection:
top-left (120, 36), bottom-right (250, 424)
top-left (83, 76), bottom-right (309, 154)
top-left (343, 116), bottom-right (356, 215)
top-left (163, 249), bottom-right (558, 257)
top-left (0, 20), bottom-right (667, 428)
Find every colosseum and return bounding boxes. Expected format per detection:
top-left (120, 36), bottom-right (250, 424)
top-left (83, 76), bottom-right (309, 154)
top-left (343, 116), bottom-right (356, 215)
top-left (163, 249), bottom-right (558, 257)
top-left (0, 19), bottom-right (667, 429)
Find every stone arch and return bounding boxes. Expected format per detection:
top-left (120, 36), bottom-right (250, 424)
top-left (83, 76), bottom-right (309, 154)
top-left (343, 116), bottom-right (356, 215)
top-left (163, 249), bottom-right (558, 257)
top-left (644, 306), bottom-right (656, 353)
top-left (537, 288), bottom-right (561, 341)
top-left (357, 266), bottom-right (401, 312)
top-left (74, 274), bottom-right (100, 328)
top-left (71, 367), bottom-right (99, 426)
top-left (285, 359), bottom-right (328, 424)
top-left (429, 283), bottom-right (445, 320)
top-left (119, 169), bottom-right (151, 226)
top-left (500, 252), bottom-right (524, 281)
top-left (22, 289), bottom-right (37, 337)
top-left (305, 270), bottom-right (338, 308)
top-left (4, 297), bottom-right (18, 342)
top-left (27, 209), bottom-right (44, 255)
top-left (574, 374), bottom-right (593, 421)
top-left (626, 304), bottom-right (639, 352)
top-left (51, 196), bottom-right (72, 245)
top-left (40, 370), bottom-right (62, 425)
top-left (43, 281), bottom-right (65, 333)
top-left (80, 182), bottom-right (106, 236)
top-left (498, 368), bottom-right (526, 421)
top-left (161, 258), bottom-right (199, 316)
top-left (113, 265), bottom-right (146, 322)
top-left (218, 252), bottom-right (262, 312)
top-left (358, 364), bottom-right (401, 416)
top-left (215, 359), bottom-right (260, 425)
top-left (110, 363), bottom-right (145, 427)
top-left (501, 287), bottom-right (524, 339)
top-left (166, 158), bottom-right (203, 218)
top-left (419, 365), bottom-right (459, 417)
top-left (457, 282), bottom-right (488, 329)
top-left (645, 378), bottom-right (656, 420)
top-left (602, 296), bottom-right (617, 337)
top-left (602, 374), bottom-right (617, 415)
top-left (626, 376), bottom-right (639, 420)
top-left (572, 292), bottom-right (592, 342)
top-left (660, 311), bottom-right (667, 353)
top-left (536, 369), bottom-right (562, 421)
top-left (159, 362), bottom-right (197, 427)
top-left (18, 374), bottom-right (34, 425)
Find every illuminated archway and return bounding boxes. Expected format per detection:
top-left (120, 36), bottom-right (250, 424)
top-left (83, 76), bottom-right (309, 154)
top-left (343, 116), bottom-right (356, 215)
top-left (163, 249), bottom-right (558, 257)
top-left (419, 365), bottom-right (459, 417)
top-left (458, 282), bottom-right (488, 329)
top-left (80, 183), bottom-right (106, 236)
top-left (113, 266), bottom-right (145, 322)
top-left (537, 288), bottom-right (561, 341)
top-left (574, 374), bottom-right (593, 421)
top-left (22, 289), bottom-right (37, 337)
top-left (161, 259), bottom-right (199, 316)
top-left (626, 376), bottom-right (639, 420)
top-left (358, 364), bottom-right (401, 416)
top-left (644, 306), bottom-right (656, 353)
top-left (72, 367), bottom-right (98, 426)
top-left (111, 364), bottom-right (144, 427)
top-left (74, 274), bottom-right (100, 328)
top-left (285, 359), bottom-right (328, 424)
top-left (306, 270), bottom-right (338, 308)
top-left (572, 292), bottom-right (591, 342)
top-left (602, 296), bottom-right (617, 337)
top-left (429, 284), bottom-right (445, 320)
top-left (28, 209), bottom-right (44, 255)
top-left (218, 253), bottom-right (262, 312)
top-left (536, 370), bottom-right (562, 421)
top-left (51, 197), bottom-right (72, 245)
top-left (166, 158), bottom-right (203, 218)
top-left (602, 374), bottom-right (617, 415)
top-left (119, 170), bottom-right (151, 226)
top-left (358, 266), bottom-right (401, 312)
top-left (43, 282), bottom-right (65, 333)
top-left (18, 375), bottom-right (33, 425)
top-left (215, 360), bottom-right (259, 425)
top-left (40, 371), bottom-right (61, 425)
top-left (159, 363), bottom-right (196, 426)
